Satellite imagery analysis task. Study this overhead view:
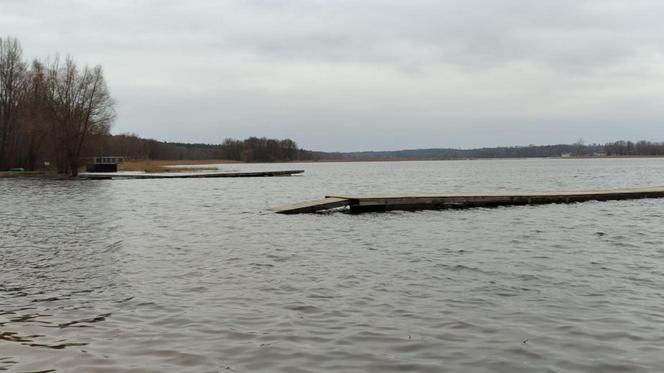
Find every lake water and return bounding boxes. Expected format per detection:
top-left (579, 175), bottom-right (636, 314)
top-left (2, 159), bottom-right (664, 372)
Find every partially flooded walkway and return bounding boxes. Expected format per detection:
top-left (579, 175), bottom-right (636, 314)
top-left (273, 187), bottom-right (664, 214)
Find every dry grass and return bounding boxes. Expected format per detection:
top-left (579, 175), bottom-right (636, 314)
top-left (119, 159), bottom-right (240, 173)
top-left (0, 171), bottom-right (44, 178)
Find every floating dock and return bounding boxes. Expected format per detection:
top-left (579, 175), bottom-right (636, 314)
top-left (272, 187), bottom-right (664, 214)
top-left (80, 170), bottom-right (304, 180)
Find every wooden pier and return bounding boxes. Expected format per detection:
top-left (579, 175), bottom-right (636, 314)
top-left (272, 187), bottom-right (664, 214)
top-left (80, 170), bottom-right (304, 180)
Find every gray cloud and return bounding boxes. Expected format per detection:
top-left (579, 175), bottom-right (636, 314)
top-left (1, 0), bottom-right (663, 151)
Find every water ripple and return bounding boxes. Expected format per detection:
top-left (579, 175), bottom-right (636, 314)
top-left (2, 159), bottom-right (664, 372)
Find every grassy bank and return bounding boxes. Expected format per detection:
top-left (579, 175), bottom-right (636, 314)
top-left (0, 171), bottom-right (44, 178)
top-left (119, 159), bottom-right (241, 173)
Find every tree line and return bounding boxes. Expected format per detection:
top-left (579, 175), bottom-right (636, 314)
top-left (0, 36), bottom-right (114, 176)
top-left (101, 133), bottom-right (319, 162)
top-left (602, 140), bottom-right (664, 156)
top-left (335, 140), bottom-right (664, 160)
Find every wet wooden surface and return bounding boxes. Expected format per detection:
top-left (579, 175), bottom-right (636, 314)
top-left (274, 187), bottom-right (664, 214)
top-left (272, 197), bottom-right (351, 214)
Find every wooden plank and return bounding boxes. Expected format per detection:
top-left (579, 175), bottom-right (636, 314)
top-left (328, 187), bottom-right (664, 200)
top-left (328, 188), bottom-right (664, 212)
top-left (272, 197), bottom-right (351, 214)
top-left (80, 170), bottom-right (304, 179)
top-left (272, 187), bottom-right (664, 214)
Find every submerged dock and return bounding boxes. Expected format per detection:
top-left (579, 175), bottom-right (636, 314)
top-left (272, 187), bottom-right (664, 214)
top-left (80, 170), bottom-right (304, 180)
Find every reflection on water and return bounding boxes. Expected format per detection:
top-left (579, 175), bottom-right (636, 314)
top-left (2, 159), bottom-right (664, 372)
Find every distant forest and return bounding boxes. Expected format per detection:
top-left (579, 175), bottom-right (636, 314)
top-left (88, 137), bottom-right (664, 164)
top-left (333, 140), bottom-right (664, 160)
top-left (103, 134), bottom-right (319, 163)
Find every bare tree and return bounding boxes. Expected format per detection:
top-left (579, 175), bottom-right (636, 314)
top-left (17, 60), bottom-right (52, 169)
top-left (573, 137), bottom-right (585, 156)
top-left (44, 57), bottom-right (114, 176)
top-left (0, 36), bottom-right (27, 170)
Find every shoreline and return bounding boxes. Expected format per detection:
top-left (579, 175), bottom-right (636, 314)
top-left (285, 155), bottom-right (664, 163)
top-left (2, 155), bottom-right (664, 178)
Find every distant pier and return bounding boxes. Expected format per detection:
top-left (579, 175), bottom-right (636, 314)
top-left (80, 170), bottom-right (304, 180)
top-left (272, 187), bottom-right (664, 214)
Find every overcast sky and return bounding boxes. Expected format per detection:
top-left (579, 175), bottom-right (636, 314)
top-left (2, 0), bottom-right (664, 151)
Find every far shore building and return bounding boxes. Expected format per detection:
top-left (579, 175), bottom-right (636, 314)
top-left (86, 156), bottom-right (126, 172)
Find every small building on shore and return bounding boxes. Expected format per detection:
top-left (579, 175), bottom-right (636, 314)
top-left (86, 156), bottom-right (126, 172)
